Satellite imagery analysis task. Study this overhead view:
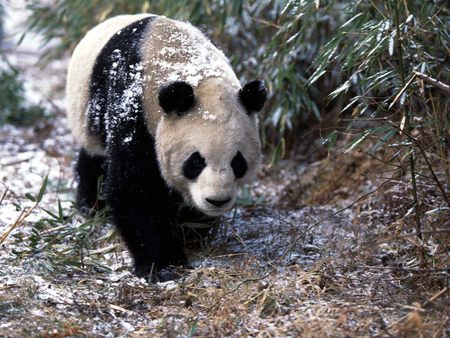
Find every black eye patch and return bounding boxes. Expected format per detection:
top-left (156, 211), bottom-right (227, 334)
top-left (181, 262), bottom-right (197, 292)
top-left (183, 151), bottom-right (206, 180)
top-left (231, 151), bottom-right (248, 179)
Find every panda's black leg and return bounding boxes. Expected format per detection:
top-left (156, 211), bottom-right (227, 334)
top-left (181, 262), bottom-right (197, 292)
top-left (75, 148), bottom-right (106, 216)
top-left (103, 133), bottom-right (187, 279)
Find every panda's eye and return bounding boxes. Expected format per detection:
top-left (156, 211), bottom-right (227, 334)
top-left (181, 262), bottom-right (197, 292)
top-left (231, 151), bottom-right (248, 179)
top-left (183, 151), bottom-right (206, 180)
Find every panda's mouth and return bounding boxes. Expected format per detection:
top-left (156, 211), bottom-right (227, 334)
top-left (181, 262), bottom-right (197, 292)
top-left (198, 197), bottom-right (234, 216)
top-left (205, 197), bottom-right (232, 208)
top-left (186, 185), bottom-right (236, 217)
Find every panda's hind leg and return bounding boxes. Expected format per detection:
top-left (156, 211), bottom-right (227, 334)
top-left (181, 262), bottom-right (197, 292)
top-left (75, 148), bottom-right (106, 216)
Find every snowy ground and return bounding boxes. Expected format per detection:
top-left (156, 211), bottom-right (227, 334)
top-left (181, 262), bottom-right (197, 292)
top-left (1, 3), bottom-right (448, 337)
top-left (1, 113), bottom-right (447, 336)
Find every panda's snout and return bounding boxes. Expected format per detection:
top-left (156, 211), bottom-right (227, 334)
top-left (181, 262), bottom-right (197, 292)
top-left (205, 197), bottom-right (231, 207)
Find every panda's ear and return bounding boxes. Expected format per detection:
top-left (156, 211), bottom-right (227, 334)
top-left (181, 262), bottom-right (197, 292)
top-left (238, 80), bottom-right (268, 114)
top-left (158, 81), bottom-right (195, 115)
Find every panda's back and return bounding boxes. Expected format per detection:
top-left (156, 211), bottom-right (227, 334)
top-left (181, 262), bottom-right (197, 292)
top-left (66, 14), bottom-right (154, 154)
top-left (66, 14), bottom-right (237, 155)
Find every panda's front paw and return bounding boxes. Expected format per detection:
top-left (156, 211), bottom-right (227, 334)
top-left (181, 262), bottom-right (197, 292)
top-left (134, 263), bottom-right (186, 282)
top-left (133, 247), bottom-right (188, 281)
top-left (156, 266), bottom-right (185, 282)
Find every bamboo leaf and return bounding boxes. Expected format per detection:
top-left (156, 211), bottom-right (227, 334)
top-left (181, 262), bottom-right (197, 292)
top-left (322, 131), bottom-right (338, 151)
top-left (344, 131), bottom-right (370, 153)
top-left (25, 193), bottom-right (36, 202)
top-left (36, 176), bottom-right (48, 203)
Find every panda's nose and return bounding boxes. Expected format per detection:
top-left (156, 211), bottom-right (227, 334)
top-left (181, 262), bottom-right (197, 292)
top-left (205, 197), bottom-right (231, 207)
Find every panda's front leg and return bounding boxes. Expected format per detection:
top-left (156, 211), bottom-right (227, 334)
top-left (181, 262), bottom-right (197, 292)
top-left (75, 148), bottom-right (106, 216)
top-left (103, 133), bottom-right (187, 278)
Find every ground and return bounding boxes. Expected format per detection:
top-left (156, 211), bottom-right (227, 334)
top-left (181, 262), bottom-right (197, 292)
top-left (0, 5), bottom-right (448, 338)
top-left (1, 120), bottom-right (448, 338)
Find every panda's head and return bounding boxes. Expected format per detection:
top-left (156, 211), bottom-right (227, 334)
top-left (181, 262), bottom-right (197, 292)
top-left (155, 78), bottom-right (267, 216)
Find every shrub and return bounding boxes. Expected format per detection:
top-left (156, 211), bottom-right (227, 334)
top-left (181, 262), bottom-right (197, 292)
top-left (0, 62), bottom-right (47, 126)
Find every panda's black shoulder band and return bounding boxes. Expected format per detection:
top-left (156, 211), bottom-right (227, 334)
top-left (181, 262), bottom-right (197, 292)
top-left (239, 80), bottom-right (268, 114)
top-left (158, 81), bottom-right (195, 115)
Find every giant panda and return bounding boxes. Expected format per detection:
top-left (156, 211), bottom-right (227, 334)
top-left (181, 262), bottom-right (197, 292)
top-left (66, 14), bottom-right (267, 278)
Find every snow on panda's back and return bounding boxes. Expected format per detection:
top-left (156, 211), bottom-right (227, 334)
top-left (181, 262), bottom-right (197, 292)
top-left (141, 16), bottom-right (241, 134)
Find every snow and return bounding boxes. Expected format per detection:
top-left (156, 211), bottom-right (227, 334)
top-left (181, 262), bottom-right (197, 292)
top-left (121, 321), bottom-right (135, 331)
top-left (150, 21), bottom-right (233, 87)
top-left (201, 110), bottom-right (218, 121)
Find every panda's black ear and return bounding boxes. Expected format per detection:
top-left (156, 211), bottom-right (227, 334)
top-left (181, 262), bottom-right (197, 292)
top-left (158, 81), bottom-right (195, 115)
top-left (238, 80), bottom-right (268, 114)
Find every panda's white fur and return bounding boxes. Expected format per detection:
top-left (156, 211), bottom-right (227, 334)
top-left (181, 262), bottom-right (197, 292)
top-left (67, 14), bottom-right (261, 217)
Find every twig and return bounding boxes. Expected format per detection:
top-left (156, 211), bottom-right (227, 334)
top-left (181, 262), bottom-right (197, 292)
top-left (361, 265), bottom-right (449, 273)
top-left (361, 150), bottom-right (402, 169)
top-left (109, 304), bottom-right (136, 315)
top-left (414, 71), bottom-right (450, 94)
top-left (0, 209), bottom-right (28, 244)
top-left (1, 157), bottom-right (33, 167)
top-left (340, 117), bottom-right (390, 122)
top-left (388, 73), bottom-right (416, 110)
top-left (0, 187), bottom-right (9, 205)
top-left (423, 287), bottom-right (449, 307)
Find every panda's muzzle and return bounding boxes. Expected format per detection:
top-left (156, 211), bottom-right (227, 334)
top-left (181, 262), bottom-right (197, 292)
top-left (205, 197), bottom-right (232, 208)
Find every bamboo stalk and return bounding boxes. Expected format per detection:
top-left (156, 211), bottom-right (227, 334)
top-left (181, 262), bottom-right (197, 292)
top-left (393, 0), bottom-right (423, 243)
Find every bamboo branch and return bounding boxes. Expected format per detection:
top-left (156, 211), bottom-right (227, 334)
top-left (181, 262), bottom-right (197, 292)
top-left (414, 71), bottom-right (450, 94)
top-left (388, 121), bottom-right (450, 209)
top-left (393, 0), bottom-right (422, 242)
top-left (0, 177), bottom-right (48, 244)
